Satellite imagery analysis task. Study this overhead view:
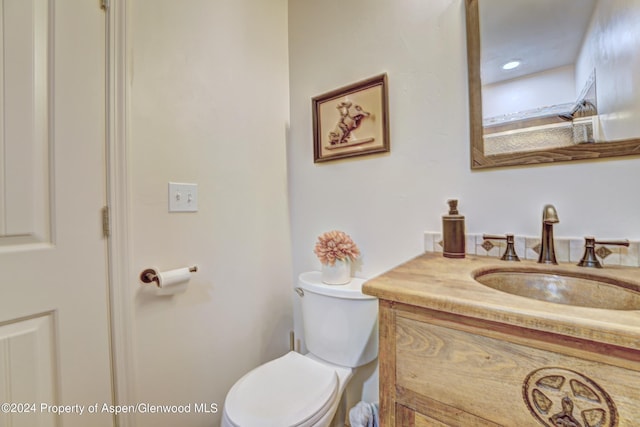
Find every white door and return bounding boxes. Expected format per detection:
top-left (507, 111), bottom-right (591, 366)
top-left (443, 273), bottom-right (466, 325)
top-left (0, 1), bottom-right (113, 426)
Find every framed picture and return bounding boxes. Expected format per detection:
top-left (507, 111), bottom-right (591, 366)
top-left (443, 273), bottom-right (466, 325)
top-left (312, 74), bottom-right (390, 163)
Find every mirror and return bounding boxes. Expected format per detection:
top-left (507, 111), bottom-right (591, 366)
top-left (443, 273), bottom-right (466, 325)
top-left (466, 0), bottom-right (640, 169)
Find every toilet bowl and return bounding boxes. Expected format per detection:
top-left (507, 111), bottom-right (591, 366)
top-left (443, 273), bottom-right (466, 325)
top-left (221, 272), bottom-right (378, 427)
top-left (221, 351), bottom-right (352, 427)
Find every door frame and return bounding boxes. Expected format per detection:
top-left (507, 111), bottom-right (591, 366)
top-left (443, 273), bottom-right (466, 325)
top-left (106, 1), bottom-right (137, 426)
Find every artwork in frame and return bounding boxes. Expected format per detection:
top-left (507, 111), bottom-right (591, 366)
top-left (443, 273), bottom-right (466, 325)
top-left (312, 74), bottom-right (390, 163)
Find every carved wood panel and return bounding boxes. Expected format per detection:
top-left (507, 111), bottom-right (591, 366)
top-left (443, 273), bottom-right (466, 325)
top-left (394, 314), bottom-right (639, 425)
top-left (524, 367), bottom-right (617, 427)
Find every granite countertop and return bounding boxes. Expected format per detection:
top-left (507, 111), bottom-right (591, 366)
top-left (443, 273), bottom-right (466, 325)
top-left (363, 252), bottom-right (640, 351)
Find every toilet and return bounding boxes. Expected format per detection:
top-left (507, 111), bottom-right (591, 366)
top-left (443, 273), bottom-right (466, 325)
top-left (221, 271), bottom-right (378, 427)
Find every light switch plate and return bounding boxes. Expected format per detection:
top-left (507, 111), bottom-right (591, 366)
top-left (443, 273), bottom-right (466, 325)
top-left (168, 182), bottom-right (198, 212)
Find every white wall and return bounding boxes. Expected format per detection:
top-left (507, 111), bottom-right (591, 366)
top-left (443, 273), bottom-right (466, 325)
top-left (482, 65), bottom-right (576, 118)
top-left (128, 1), bottom-right (292, 426)
top-left (288, 0), bottom-right (640, 341)
top-left (576, 0), bottom-right (640, 141)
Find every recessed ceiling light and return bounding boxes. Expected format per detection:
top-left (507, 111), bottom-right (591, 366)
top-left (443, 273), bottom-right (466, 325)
top-left (502, 60), bottom-right (521, 70)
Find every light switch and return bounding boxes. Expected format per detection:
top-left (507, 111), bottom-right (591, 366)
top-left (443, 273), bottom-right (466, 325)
top-left (168, 182), bottom-right (198, 212)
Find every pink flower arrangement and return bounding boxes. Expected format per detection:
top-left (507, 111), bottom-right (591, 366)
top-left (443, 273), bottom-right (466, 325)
top-left (314, 230), bottom-right (360, 266)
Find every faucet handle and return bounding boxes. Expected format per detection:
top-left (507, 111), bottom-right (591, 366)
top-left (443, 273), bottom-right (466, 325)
top-left (483, 234), bottom-right (520, 261)
top-left (577, 236), bottom-right (629, 268)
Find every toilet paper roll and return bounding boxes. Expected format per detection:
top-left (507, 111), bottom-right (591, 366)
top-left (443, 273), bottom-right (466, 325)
top-left (156, 267), bottom-right (191, 295)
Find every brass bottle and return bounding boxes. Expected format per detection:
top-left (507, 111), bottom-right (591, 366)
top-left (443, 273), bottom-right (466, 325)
top-left (443, 199), bottom-right (465, 258)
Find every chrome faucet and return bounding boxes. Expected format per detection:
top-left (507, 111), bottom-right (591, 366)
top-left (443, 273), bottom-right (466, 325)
top-left (538, 204), bottom-right (559, 264)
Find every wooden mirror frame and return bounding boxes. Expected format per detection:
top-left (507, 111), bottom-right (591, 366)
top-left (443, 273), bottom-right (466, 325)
top-left (466, 0), bottom-right (640, 169)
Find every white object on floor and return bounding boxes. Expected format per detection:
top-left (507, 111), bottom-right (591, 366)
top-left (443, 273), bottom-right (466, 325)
top-left (349, 401), bottom-right (379, 427)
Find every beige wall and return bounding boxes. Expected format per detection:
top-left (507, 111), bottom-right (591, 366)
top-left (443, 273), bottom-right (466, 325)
top-left (288, 0), bottom-right (640, 302)
top-left (128, 1), bottom-right (292, 426)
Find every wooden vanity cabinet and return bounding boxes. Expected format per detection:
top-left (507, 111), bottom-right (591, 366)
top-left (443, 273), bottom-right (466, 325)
top-left (377, 299), bottom-right (640, 427)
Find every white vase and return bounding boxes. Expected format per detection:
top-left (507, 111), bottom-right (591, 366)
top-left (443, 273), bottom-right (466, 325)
top-left (321, 259), bottom-right (351, 285)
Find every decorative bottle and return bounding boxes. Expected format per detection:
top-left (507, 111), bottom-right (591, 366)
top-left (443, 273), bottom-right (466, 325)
top-left (443, 199), bottom-right (465, 258)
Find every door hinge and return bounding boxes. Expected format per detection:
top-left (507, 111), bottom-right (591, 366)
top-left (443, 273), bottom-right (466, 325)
top-left (102, 206), bottom-right (111, 238)
top-left (101, 0), bottom-right (110, 11)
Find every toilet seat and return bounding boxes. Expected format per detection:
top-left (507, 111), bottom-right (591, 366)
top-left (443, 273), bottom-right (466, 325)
top-left (223, 352), bottom-right (339, 427)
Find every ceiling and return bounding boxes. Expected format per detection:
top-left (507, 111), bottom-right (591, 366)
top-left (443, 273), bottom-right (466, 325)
top-left (479, 0), bottom-right (598, 85)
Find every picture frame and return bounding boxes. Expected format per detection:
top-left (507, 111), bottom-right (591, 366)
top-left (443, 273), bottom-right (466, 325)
top-left (312, 74), bottom-right (390, 163)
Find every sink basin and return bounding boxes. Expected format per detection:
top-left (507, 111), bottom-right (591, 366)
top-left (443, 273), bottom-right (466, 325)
top-left (473, 268), bottom-right (640, 310)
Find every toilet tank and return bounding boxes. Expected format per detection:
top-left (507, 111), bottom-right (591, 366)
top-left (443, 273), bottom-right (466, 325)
top-left (297, 272), bottom-right (378, 368)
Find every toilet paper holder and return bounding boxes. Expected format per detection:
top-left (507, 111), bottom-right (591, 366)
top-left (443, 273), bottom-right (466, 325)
top-left (140, 266), bottom-right (198, 286)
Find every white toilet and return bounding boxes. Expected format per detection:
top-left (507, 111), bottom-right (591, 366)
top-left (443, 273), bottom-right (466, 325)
top-left (221, 271), bottom-right (378, 427)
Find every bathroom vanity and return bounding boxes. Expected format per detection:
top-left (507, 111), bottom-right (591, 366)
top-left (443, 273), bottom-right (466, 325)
top-left (363, 253), bottom-right (640, 426)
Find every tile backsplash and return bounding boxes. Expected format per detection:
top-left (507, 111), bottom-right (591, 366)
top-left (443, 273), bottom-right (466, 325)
top-left (424, 232), bottom-right (640, 267)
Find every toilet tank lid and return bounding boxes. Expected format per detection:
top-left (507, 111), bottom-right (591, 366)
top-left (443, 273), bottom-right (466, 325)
top-left (298, 272), bottom-right (376, 300)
